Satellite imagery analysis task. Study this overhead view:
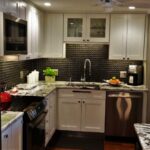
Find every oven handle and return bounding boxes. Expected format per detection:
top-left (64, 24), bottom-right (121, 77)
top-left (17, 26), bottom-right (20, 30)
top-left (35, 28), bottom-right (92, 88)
top-left (28, 111), bottom-right (47, 128)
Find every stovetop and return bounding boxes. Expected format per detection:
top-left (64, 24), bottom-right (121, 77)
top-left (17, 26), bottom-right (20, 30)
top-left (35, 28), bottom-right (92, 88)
top-left (8, 96), bottom-right (46, 121)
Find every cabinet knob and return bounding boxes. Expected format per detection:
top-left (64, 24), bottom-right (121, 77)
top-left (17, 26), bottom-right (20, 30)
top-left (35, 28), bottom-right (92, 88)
top-left (83, 101), bottom-right (85, 104)
top-left (78, 101), bottom-right (80, 103)
top-left (83, 39), bottom-right (85, 42)
top-left (87, 39), bottom-right (90, 42)
top-left (127, 57), bottom-right (129, 60)
top-left (123, 57), bottom-right (125, 60)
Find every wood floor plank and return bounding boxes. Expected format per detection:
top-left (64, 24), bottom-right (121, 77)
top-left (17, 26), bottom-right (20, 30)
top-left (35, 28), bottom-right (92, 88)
top-left (47, 141), bottom-right (135, 150)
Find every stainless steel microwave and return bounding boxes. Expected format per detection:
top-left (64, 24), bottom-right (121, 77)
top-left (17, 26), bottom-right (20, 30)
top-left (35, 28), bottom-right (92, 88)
top-left (4, 13), bottom-right (27, 55)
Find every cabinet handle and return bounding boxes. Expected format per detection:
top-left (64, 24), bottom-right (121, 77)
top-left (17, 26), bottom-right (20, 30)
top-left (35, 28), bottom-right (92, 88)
top-left (87, 39), bottom-right (90, 42)
top-left (83, 101), bottom-right (85, 104)
top-left (78, 101), bottom-right (80, 103)
top-left (72, 90), bottom-right (91, 93)
top-left (4, 135), bottom-right (8, 138)
top-left (123, 57), bottom-right (125, 60)
top-left (127, 57), bottom-right (129, 60)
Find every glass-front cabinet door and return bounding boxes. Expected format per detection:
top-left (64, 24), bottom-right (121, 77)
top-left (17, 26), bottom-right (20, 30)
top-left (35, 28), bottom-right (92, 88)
top-left (64, 14), bottom-right (110, 42)
top-left (64, 14), bottom-right (86, 42)
top-left (86, 14), bottom-right (110, 42)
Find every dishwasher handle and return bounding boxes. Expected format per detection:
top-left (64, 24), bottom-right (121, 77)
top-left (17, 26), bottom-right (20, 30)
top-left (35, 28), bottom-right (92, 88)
top-left (107, 94), bottom-right (142, 99)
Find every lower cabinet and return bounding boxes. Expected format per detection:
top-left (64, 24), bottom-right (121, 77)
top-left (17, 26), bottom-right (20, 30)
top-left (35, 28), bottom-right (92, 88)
top-left (58, 89), bottom-right (106, 133)
top-left (45, 90), bottom-right (56, 146)
top-left (105, 91), bottom-right (143, 137)
top-left (2, 117), bottom-right (23, 150)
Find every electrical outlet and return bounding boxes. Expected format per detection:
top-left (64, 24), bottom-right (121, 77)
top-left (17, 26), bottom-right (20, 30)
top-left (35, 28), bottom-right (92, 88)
top-left (120, 71), bottom-right (127, 78)
top-left (20, 71), bottom-right (24, 79)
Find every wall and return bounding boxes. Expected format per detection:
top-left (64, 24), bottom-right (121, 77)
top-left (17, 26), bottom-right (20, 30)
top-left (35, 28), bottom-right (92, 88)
top-left (0, 44), bottom-right (143, 87)
top-left (36, 44), bottom-right (143, 82)
top-left (0, 59), bottom-right (37, 88)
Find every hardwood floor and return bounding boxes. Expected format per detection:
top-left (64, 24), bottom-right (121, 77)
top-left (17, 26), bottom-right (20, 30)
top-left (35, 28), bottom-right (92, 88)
top-left (104, 141), bottom-right (135, 150)
top-left (47, 141), bottom-right (135, 150)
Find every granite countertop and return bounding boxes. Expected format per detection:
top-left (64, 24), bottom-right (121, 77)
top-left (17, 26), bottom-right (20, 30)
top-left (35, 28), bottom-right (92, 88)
top-left (1, 111), bottom-right (24, 131)
top-left (134, 123), bottom-right (150, 150)
top-left (9, 81), bottom-right (148, 97)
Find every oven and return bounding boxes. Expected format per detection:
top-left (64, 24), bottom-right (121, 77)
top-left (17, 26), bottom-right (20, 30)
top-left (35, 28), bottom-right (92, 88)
top-left (26, 111), bottom-right (47, 150)
top-left (8, 97), bottom-right (47, 150)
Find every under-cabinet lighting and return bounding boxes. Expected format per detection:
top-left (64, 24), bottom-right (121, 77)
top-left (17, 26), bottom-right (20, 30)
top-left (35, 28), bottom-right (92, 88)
top-left (128, 6), bottom-right (136, 10)
top-left (44, 2), bottom-right (51, 6)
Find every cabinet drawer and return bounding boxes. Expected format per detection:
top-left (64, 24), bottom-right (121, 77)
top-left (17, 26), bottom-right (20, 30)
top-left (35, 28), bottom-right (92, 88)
top-left (58, 89), bottom-right (106, 99)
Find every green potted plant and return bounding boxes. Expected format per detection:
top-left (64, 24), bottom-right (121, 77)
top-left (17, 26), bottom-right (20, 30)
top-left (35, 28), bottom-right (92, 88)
top-left (43, 67), bottom-right (57, 83)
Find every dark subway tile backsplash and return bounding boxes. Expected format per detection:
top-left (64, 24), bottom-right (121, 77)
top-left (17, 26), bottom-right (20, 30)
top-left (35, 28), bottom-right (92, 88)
top-left (0, 44), bottom-right (143, 86)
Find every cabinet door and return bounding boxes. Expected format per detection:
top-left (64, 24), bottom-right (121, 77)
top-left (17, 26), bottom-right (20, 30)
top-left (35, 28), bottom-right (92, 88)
top-left (109, 14), bottom-right (127, 60)
top-left (127, 14), bottom-right (145, 60)
top-left (81, 99), bottom-right (105, 133)
top-left (0, 0), bottom-right (4, 11)
top-left (64, 14), bottom-right (86, 42)
top-left (17, 0), bottom-right (26, 20)
top-left (4, 0), bottom-right (18, 16)
top-left (2, 127), bottom-right (11, 150)
top-left (86, 14), bottom-right (110, 42)
top-left (11, 118), bottom-right (23, 150)
top-left (43, 14), bottom-right (64, 58)
top-left (27, 5), bottom-right (41, 59)
top-left (58, 97), bottom-right (81, 131)
top-left (45, 91), bottom-right (56, 146)
top-left (45, 97), bottom-right (50, 146)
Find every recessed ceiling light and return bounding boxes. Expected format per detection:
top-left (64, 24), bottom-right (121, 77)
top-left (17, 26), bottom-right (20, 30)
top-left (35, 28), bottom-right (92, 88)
top-left (44, 2), bottom-right (51, 7)
top-left (129, 6), bottom-right (135, 10)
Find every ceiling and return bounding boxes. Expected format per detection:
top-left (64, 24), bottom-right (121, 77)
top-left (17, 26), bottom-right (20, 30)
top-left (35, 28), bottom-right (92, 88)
top-left (29, 0), bottom-right (150, 13)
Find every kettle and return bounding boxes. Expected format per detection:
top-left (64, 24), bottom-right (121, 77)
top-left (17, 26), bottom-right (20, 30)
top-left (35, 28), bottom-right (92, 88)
top-left (0, 82), bottom-right (11, 110)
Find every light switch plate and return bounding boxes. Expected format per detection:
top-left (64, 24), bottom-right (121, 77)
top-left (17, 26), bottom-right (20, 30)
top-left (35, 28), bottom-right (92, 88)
top-left (120, 71), bottom-right (127, 78)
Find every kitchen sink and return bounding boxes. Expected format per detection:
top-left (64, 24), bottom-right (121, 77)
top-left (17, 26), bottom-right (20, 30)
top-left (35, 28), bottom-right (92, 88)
top-left (66, 82), bottom-right (100, 90)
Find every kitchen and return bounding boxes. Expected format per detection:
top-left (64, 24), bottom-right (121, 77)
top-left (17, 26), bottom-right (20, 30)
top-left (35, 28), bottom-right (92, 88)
top-left (0, 0), bottom-right (150, 150)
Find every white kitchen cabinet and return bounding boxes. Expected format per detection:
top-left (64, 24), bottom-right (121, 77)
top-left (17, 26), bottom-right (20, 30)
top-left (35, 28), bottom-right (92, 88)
top-left (109, 14), bottom-right (146, 60)
top-left (11, 118), bottom-right (23, 150)
top-left (17, 0), bottom-right (26, 20)
top-left (2, 117), bottom-right (23, 150)
top-left (0, 0), bottom-right (26, 19)
top-left (45, 90), bottom-right (56, 147)
top-left (0, 0), bottom-right (4, 11)
top-left (58, 89), bottom-right (106, 133)
top-left (58, 97), bottom-right (81, 131)
top-left (2, 127), bottom-right (11, 150)
top-left (81, 99), bottom-right (105, 132)
top-left (64, 14), bottom-right (110, 43)
top-left (3, 0), bottom-right (18, 16)
top-left (27, 4), bottom-right (44, 59)
top-left (42, 14), bottom-right (64, 58)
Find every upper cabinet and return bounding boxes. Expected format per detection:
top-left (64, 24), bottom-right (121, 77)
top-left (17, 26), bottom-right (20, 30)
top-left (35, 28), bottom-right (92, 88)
top-left (27, 4), bottom-right (44, 59)
top-left (109, 14), bottom-right (146, 60)
top-left (0, 0), bottom-right (26, 20)
top-left (41, 14), bottom-right (64, 58)
top-left (64, 14), bottom-right (110, 43)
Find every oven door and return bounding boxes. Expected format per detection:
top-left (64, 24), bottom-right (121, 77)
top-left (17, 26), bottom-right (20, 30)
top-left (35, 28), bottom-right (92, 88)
top-left (27, 111), bottom-right (47, 150)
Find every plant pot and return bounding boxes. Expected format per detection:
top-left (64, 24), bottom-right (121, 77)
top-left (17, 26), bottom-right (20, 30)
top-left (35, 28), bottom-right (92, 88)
top-left (45, 76), bottom-right (55, 83)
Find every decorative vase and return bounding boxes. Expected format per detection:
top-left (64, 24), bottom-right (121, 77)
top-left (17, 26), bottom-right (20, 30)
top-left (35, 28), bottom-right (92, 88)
top-left (45, 76), bottom-right (55, 83)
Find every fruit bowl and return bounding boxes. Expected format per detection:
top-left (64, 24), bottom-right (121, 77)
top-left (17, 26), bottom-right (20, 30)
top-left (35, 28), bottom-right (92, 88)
top-left (108, 77), bottom-right (121, 86)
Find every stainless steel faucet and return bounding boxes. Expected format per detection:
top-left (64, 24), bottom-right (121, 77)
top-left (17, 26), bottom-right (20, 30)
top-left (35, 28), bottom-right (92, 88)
top-left (83, 59), bottom-right (91, 82)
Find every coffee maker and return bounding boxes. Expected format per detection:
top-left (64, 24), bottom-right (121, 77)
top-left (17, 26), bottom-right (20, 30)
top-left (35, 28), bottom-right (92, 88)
top-left (127, 65), bottom-right (143, 86)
